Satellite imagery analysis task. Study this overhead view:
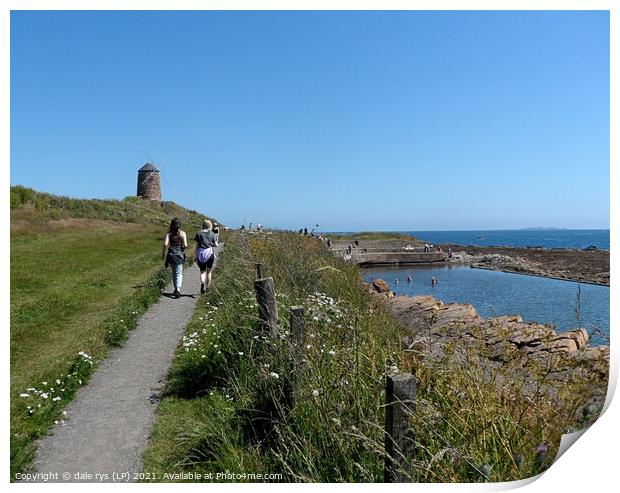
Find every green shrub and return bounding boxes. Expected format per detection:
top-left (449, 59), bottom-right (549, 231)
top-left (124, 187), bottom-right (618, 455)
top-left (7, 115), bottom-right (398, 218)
top-left (10, 185), bottom-right (36, 208)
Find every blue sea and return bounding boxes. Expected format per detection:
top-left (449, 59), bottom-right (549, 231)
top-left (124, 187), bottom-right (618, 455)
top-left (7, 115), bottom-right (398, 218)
top-left (405, 229), bottom-right (609, 250)
top-left (331, 229), bottom-right (609, 250)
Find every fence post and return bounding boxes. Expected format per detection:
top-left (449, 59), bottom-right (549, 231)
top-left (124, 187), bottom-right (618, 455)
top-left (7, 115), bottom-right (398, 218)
top-left (384, 373), bottom-right (416, 483)
top-left (254, 277), bottom-right (278, 332)
top-left (289, 306), bottom-right (305, 367)
top-left (255, 263), bottom-right (263, 280)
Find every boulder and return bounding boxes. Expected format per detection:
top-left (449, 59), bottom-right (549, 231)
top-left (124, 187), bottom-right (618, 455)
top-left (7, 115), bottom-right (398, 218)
top-left (371, 278), bottom-right (390, 293)
top-left (565, 328), bottom-right (590, 350)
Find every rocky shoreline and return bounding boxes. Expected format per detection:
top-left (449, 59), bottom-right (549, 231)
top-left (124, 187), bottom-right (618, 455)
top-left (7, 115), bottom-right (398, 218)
top-left (444, 244), bottom-right (609, 286)
top-left (329, 238), bottom-right (609, 286)
top-left (369, 278), bottom-right (609, 423)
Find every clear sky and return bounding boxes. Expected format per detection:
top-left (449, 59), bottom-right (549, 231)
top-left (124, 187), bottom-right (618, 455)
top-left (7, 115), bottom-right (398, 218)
top-left (10, 10), bottom-right (609, 231)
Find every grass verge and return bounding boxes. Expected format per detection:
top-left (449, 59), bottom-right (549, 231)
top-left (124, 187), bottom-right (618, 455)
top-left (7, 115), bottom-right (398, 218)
top-left (10, 221), bottom-right (169, 478)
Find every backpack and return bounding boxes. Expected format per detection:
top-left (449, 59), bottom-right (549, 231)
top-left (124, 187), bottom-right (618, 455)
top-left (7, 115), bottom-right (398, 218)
top-left (197, 246), bottom-right (213, 264)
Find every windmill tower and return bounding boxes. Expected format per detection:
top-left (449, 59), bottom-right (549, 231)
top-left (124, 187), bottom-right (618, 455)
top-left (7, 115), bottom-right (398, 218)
top-left (136, 163), bottom-right (162, 201)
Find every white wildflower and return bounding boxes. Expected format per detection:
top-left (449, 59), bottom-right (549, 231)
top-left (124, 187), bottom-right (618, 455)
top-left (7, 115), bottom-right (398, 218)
top-left (269, 372), bottom-right (279, 379)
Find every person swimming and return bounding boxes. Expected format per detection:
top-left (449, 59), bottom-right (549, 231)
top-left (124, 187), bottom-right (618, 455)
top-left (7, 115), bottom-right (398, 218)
top-left (407, 275), bottom-right (413, 283)
top-left (431, 276), bottom-right (438, 287)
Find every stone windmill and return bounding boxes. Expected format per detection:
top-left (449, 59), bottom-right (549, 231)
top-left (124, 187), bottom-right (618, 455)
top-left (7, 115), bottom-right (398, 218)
top-left (136, 163), bottom-right (162, 201)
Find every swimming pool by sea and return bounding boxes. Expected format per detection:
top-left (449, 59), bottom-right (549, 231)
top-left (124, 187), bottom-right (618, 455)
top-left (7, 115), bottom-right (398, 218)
top-left (363, 264), bottom-right (609, 346)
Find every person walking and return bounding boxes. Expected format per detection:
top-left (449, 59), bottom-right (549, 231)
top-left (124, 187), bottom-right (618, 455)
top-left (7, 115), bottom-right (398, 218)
top-left (194, 219), bottom-right (219, 294)
top-left (162, 218), bottom-right (188, 299)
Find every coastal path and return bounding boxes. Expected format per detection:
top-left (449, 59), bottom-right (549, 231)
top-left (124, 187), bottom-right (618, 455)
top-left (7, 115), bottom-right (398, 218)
top-left (31, 253), bottom-right (218, 482)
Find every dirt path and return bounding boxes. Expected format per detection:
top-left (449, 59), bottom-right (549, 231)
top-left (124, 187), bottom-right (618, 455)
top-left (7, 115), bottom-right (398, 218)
top-left (31, 258), bottom-right (213, 483)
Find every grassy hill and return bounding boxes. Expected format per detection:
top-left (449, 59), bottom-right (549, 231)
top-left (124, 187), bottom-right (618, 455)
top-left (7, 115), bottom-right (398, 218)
top-left (10, 186), bottom-right (217, 477)
top-left (10, 184), bottom-right (210, 228)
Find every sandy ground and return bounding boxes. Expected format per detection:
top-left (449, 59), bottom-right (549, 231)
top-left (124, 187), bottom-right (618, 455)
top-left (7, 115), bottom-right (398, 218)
top-left (31, 257), bottom-right (213, 483)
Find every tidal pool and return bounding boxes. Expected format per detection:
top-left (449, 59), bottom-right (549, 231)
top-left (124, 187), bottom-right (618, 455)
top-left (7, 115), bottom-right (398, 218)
top-left (363, 264), bottom-right (609, 346)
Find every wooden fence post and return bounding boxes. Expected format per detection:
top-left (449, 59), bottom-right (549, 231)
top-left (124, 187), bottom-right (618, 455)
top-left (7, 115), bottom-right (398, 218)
top-left (384, 373), bottom-right (416, 483)
top-left (255, 263), bottom-right (263, 280)
top-left (254, 277), bottom-right (278, 332)
top-left (289, 306), bottom-right (305, 367)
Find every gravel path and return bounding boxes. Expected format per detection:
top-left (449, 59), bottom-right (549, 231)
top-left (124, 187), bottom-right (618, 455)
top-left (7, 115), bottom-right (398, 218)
top-left (31, 259), bottom-right (211, 483)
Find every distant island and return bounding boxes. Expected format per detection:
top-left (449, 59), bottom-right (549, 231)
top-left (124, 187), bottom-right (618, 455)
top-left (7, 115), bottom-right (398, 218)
top-left (520, 227), bottom-right (566, 231)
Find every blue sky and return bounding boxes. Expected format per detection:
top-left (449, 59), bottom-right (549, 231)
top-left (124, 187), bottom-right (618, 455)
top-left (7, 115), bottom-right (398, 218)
top-left (10, 10), bottom-right (609, 231)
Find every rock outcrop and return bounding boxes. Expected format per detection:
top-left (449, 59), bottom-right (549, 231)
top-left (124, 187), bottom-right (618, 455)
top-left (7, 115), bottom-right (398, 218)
top-left (372, 284), bottom-right (609, 421)
top-left (444, 245), bottom-right (609, 286)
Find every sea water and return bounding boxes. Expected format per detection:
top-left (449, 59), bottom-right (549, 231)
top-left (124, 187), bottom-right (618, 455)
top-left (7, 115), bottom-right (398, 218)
top-left (363, 264), bottom-right (609, 346)
top-left (330, 229), bottom-right (610, 250)
top-left (405, 229), bottom-right (609, 250)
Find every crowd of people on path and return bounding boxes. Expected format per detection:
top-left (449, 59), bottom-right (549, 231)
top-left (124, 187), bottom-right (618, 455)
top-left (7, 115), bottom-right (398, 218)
top-left (298, 226), bottom-right (320, 237)
top-left (240, 222), bottom-right (263, 232)
top-left (162, 218), bottom-right (219, 298)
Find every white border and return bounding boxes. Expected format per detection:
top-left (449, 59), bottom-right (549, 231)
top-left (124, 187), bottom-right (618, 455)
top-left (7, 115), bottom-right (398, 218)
top-left (3, 2), bottom-right (616, 491)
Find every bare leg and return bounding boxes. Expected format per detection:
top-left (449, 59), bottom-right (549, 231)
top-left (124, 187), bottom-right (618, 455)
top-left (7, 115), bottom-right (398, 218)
top-left (206, 268), bottom-right (213, 287)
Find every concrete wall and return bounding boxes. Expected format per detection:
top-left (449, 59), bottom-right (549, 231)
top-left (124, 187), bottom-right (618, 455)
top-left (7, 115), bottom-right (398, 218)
top-left (352, 251), bottom-right (446, 265)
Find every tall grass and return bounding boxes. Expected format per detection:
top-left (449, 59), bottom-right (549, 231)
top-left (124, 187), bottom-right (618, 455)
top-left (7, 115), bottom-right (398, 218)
top-left (143, 231), bottom-right (605, 482)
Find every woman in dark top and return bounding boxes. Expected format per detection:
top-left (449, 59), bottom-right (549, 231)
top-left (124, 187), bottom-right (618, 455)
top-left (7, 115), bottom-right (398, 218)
top-left (194, 219), bottom-right (218, 293)
top-left (162, 218), bottom-right (188, 298)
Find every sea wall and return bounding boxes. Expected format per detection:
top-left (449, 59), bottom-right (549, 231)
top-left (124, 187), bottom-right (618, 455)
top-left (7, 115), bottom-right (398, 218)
top-left (329, 239), bottom-right (447, 265)
top-left (327, 238), bottom-right (610, 286)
